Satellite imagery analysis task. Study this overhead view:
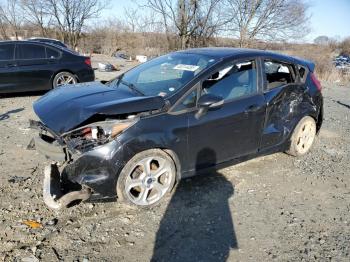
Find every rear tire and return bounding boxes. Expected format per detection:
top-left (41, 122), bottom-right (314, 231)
top-left (116, 149), bottom-right (176, 208)
top-left (286, 116), bottom-right (316, 157)
top-left (53, 72), bottom-right (77, 88)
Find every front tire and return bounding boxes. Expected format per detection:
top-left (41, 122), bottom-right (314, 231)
top-left (117, 149), bottom-right (176, 207)
top-left (286, 116), bottom-right (317, 156)
top-left (53, 72), bottom-right (77, 88)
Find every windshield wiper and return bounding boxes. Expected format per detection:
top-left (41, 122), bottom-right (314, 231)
top-left (119, 79), bottom-right (144, 96)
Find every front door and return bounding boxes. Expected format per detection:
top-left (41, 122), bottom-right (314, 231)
top-left (186, 59), bottom-right (266, 171)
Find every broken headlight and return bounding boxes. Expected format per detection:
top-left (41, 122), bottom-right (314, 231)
top-left (63, 119), bottom-right (137, 152)
top-left (96, 120), bottom-right (137, 139)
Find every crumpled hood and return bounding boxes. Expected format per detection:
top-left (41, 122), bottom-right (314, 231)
top-left (33, 82), bottom-right (165, 134)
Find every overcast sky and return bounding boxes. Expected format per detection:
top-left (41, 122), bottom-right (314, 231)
top-left (103, 0), bottom-right (350, 42)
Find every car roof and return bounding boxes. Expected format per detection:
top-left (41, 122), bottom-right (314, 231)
top-left (0, 39), bottom-right (77, 54)
top-left (28, 37), bottom-right (61, 41)
top-left (0, 40), bottom-right (61, 47)
top-left (177, 47), bottom-right (315, 71)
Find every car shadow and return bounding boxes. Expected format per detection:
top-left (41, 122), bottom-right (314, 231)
top-left (151, 148), bottom-right (238, 262)
top-left (336, 100), bottom-right (350, 110)
top-left (0, 108), bottom-right (24, 121)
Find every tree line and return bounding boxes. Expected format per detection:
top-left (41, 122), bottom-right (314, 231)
top-left (0, 0), bottom-right (312, 52)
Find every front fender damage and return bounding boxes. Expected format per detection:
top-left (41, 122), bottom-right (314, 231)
top-left (43, 164), bottom-right (91, 209)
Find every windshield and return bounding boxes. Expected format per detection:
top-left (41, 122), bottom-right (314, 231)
top-left (108, 53), bottom-right (216, 97)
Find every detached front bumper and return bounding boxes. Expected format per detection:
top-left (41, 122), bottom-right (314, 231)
top-left (43, 164), bottom-right (91, 209)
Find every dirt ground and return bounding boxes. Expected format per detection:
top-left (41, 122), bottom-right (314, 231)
top-left (0, 58), bottom-right (350, 261)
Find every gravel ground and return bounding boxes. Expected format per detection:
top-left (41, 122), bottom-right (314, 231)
top-left (0, 63), bottom-right (349, 262)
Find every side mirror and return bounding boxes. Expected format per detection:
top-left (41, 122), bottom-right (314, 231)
top-left (196, 94), bottom-right (224, 119)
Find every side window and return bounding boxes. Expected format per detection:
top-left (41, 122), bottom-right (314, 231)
top-left (264, 60), bottom-right (295, 89)
top-left (0, 44), bottom-right (14, 60)
top-left (173, 89), bottom-right (197, 111)
top-left (16, 44), bottom-right (46, 59)
top-left (201, 60), bottom-right (257, 101)
top-left (46, 47), bottom-right (60, 59)
top-left (297, 65), bottom-right (308, 83)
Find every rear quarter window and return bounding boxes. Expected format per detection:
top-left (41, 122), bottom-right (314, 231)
top-left (0, 44), bottom-right (14, 60)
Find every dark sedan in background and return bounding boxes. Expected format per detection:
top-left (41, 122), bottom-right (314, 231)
top-left (0, 40), bottom-right (94, 94)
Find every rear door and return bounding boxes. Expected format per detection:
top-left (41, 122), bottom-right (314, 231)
top-left (0, 43), bottom-right (18, 93)
top-left (260, 58), bottom-right (306, 149)
top-left (15, 43), bottom-right (54, 91)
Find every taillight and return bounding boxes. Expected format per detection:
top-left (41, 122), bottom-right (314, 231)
top-left (311, 73), bottom-right (322, 92)
top-left (84, 57), bottom-right (91, 67)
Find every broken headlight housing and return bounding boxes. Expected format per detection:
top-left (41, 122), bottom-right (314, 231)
top-left (63, 118), bottom-right (138, 152)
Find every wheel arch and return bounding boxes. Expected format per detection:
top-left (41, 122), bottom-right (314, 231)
top-left (162, 148), bottom-right (182, 183)
top-left (120, 145), bottom-right (182, 183)
top-left (316, 101), bottom-right (323, 134)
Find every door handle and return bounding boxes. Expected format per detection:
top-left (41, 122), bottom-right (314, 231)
top-left (244, 104), bottom-right (260, 114)
top-left (6, 63), bottom-right (17, 67)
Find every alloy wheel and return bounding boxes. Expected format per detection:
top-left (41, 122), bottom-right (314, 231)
top-left (124, 156), bottom-right (174, 206)
top-left (295, 119), bottom-right (316, 155)
top-left (56, 74), bottom-right (76, 87)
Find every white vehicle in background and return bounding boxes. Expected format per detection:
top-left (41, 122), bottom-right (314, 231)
top-left (136, 55), bottom-right (148, 63)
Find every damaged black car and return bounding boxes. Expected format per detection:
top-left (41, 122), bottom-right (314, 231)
top-left (30, 48), bottom-right (323, 209)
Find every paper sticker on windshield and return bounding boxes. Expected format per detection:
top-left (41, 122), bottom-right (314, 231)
top-left (173, 64), bottom-right (200, 72)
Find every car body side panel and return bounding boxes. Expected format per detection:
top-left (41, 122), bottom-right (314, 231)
top-left (56, 53), bottom-right (95, 83)
top-left (0, 43), bottom-right (18, 93)
top-left (260, 82), bottom-right (319, 150)
top-left (186, 94), bottom-right (266, 172)
top-left (63, 140), bottom-right (124, 198)
top-left (15, 58), bottom-right (57, 91)
top-left (117, 113), bottom-right (189, 171)
top-left (0, 61), bottom-right (18, 93)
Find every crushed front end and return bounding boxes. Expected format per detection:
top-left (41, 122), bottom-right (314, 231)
top-left (29, 119), bottom-right (133, 209)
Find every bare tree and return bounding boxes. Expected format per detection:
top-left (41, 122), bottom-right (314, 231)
top-left (225, 0), bottom-right (310, 47)
top-left (190, 0), bottom-right (230, 47)
top-left (142, 0), bottom-right (174, 49)
top-left (21, 0), bottom-right (51, 37)
top-left (0, 21), bottom-right (8, 39)
top-left (0, 0), bottom-right (24, 39)
top-left (144, 0), bottom-right (196, 49)
top-left (45, 0), bottom-right (106, 48)
top-left (143, 0), bottom-right (228, 49)
top-left (124, 7), bottom-right (140, 33)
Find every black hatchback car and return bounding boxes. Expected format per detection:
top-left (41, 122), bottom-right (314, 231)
top-left (30, 48), bottom-right (323, 209)
top-left (0, 40), bottom-right (94, 94)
